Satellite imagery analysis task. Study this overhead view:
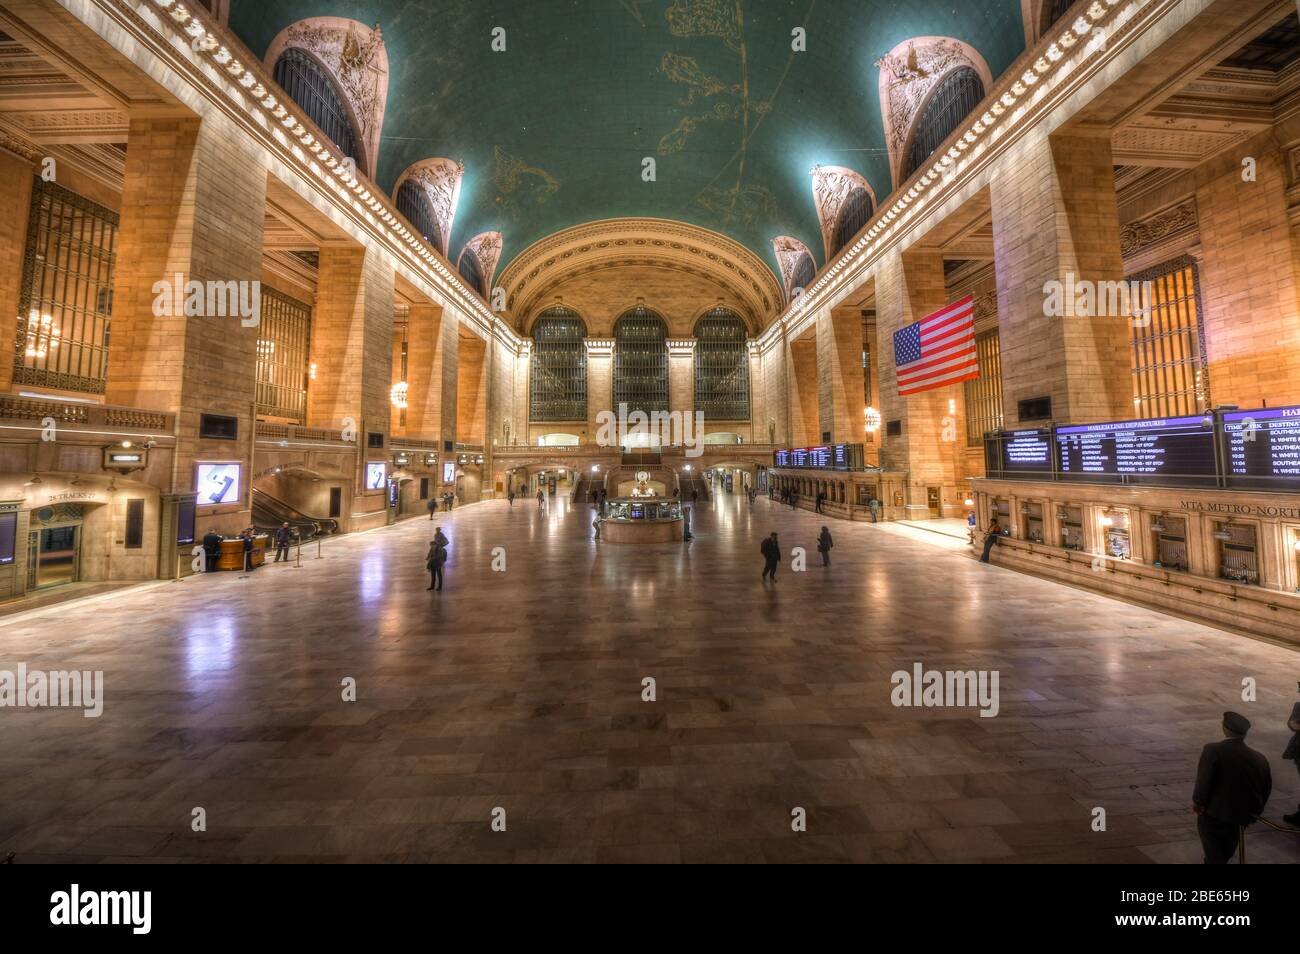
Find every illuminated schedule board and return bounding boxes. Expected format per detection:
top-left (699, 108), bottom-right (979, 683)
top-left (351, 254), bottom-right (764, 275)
top-left (1223, 406), bottom-right (1300, 489)
top-left (1056, 415), bottom-right (1217, 486)
top-left (773, 444), bottom-right (864, 470)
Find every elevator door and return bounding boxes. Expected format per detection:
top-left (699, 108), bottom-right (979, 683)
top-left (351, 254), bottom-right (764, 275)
top-left (926, 486), bottom-right (942, 518)
top-left (27, 525), bottom-right (80, 589)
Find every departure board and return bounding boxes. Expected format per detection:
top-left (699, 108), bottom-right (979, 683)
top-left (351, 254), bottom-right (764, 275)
top-left (774, 444), bottom-right (859, 470)
top-left (1056, 415), bottom-right (1216, 485)
top-left (1223, 406), bottom-right (1300, 489)
top-left (999, 429), bottom-right (1054, 476)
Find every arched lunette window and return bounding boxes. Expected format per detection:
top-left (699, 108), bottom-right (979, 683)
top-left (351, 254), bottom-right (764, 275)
top-left (613, 305), bottom-right (668, 415)
top-left (902, 67), bottom-right (985, 181)
top-left (694, 306), bottom-right (750, 420)
top-left (457, 247), bottom-right (485, 296)
top-left (789, 252), bottom-right (815, 301)
top-left (530, 306), bottom-right (587, 422)
top-left (832, 188), bottom-right (874, 256)
top-left (395, 179), bottom-right (441, 254)
top-left (272, 47), bottom-right (364, 174)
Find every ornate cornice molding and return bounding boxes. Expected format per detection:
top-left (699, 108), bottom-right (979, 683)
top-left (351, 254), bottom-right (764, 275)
top-left (1120, 198), bottom-right (1198, 259)
top-left (498, 217), bottom-right (782, 327)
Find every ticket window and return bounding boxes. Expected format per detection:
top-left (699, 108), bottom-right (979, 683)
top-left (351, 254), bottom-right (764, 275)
top-left (1215, 523), bottom-right (1259, 585)
top-left (1101, 510), bottom-right (1131, 560)
top-left (1291, 529), bottom-right (1300, 593)
top-left (1058, 505), bottom-right (1084, 551)
top-left (1151, 515), bottom-right (1189, 572)
top-left (992, 498), bottom-right (1011, 534)
top-left (1022, 502), bottom-right (1044, 543)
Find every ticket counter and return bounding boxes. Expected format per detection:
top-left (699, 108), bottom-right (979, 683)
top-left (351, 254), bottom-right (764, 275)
top-left (216, 535), bottom-right (267, 570)
top-left (600, 498), bottom-right (683, 544)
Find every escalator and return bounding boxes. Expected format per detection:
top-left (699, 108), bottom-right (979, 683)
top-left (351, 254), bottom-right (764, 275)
top-left (251, 488), bottom-right (340, 541)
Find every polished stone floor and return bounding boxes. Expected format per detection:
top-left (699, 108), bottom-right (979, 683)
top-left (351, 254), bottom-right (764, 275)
top-left (1, 492), bottom-right (1298, 864)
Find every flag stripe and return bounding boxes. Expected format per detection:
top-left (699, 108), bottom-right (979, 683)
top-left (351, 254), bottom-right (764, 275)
top-left (892, 296), bottom-right (979, 396)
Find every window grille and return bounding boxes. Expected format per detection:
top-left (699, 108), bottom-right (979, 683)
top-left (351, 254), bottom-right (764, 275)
top-left (255, 286), bottom-right (312, 423)
top-left (964, 331), bottom-right (1004, 446)
top-left (272, 47), bottom-right (363, 173)
top-left (613, 305), bottom-right (668, 415)
top-left (1129, 257), bottom-right (1210, 419)
top-left (694, 306), bottom-right (750, 420)
top-left (530, 306), bottom-right (587, 421)
top-left (902, 67), bottom-right (985, 181)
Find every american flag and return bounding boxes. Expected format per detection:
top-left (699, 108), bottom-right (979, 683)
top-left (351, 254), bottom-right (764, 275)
top-left (893, 295), bottom-right (979, 396)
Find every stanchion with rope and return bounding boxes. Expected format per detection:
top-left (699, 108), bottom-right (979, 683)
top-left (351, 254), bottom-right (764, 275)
top-left (1237, 816), bottom-right (1300, 863)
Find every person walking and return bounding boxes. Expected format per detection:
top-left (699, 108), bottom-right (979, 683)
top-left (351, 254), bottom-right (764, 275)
top-left (274, 522), bottom-right (293, 563)
top-left (1283, 685), bottom-right (1300, 826)
top-left (427, 495), bottom-right (438, 520)
top-left (507, 487), bottom-right (515, 508)
top-left (692, 489), bottom-right (699, 505)
top-left (537, 489), bottom-right (546, 511)
top-left (592, 516), bottom-right (601, 540)
top-left (1192, 711), bottom-right (1272, 863)
top-left (425, 532), bottom-right (448, 592)
top-left (979, 519), bottom-right (1002, 563)
top-left (817, 526), bottom-right (833, 567)
top-left (760, 532), bottom-right (780, 583)
top-left (790, 491), bottom-right (799, 511)
top-left (868, 496), bottom-right (880, 523)
top-left (814, 491), bottom-right (824, 514)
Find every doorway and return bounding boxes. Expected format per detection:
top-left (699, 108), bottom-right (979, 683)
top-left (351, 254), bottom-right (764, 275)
top-left (926, 486), bottom-right (942, 518)
top-left (27, 525), bottom-right (80, 589)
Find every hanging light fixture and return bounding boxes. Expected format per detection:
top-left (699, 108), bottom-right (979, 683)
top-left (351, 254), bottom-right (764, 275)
top-left (390, 381), bottom-right (408, 409)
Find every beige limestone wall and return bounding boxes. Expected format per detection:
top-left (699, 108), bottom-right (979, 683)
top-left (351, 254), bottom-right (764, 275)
top-left (788, 336), bottom-right (819, 446)
top-left (456, 332), bottom-right (487, 446)
top-left (0, 151), bottom-right (34, 397)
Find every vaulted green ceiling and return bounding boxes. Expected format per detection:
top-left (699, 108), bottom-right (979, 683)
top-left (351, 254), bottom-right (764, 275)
top-left (228, 0), bottom-right (1027, 282)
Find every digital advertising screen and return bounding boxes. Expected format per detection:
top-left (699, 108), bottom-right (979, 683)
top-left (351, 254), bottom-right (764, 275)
top-left (1222, 405), bottom-right (1300, 490)
top-left (1056, 415), bottom-right (1216, 486)
top-left (365, 461), bottom-right (386, 491)
top-left (442, 462), bottom-right (456, 483)
top-left (195, 462), bottom-right (241, 505)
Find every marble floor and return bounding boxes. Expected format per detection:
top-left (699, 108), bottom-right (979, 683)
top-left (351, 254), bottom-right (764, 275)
top-left (1, 492), bottom-right (1298, 864)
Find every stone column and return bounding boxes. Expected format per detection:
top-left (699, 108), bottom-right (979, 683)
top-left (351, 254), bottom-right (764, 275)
top-left (787, 333), bottom-right (820, 446)
top-left (990, 130), bottom-right (1133, 425)
top-left (875, 246), bottom-right (967, 518)
top-left (747, 341), bottom-right (764, 443)
top-left (456, 331), bottom-right (487, 446)
top-left (0, 151), bottom-right (34, 396)
top-left (586, 338), bottom-right (613, 447)
top-left (668, 338), bottom-right (695, 443)
top-left (819, 305), bottom-right (866, 443)
top-left (307, 244), bottom-right (395, 529)
top-left (403, 301), bottom-right (456, 445)
top-left (1194, 140), bottom-right (1300, 407)
top-left (105, 113), bottom-right (266, 536)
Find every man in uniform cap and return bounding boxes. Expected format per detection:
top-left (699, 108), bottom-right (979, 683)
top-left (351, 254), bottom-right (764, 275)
top-left (1191, 711), bottom-right (1272, 863)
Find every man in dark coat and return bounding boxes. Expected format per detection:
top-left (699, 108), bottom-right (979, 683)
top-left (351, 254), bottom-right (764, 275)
top-left (202, 529), bottom-right (222, 572)
top-left (760, 532), bottom-right (780, 583)
top-left (1284, 685), bottom-right (1300, 826)
top-left (817, 526), bottom-right (833, 567)
top-left (1192, 711), bottom-right (1272, 863)
top-left (979, 520), bottom-right (1002, 563)
top-left (426, 528), bottom-right (449, 592)
top-left (274, 522), bottom-right (293, 562)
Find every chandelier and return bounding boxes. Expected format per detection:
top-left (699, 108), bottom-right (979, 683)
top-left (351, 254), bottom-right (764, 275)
top-left (24, 310), bottom-right (61, 359)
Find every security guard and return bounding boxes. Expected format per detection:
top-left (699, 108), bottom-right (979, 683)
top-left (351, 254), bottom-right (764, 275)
top-left (1191, 711), bottom-right (1272, 864)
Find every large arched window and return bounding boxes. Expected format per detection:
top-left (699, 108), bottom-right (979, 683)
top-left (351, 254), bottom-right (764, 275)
top-left (530, 306), bottom-right (587, 422)
top-left (457, 248), bottom-right (485, 296)
top-left (832, 188), bottom-right (874, 256)
top-left (902, 67), bottom-right (985, 181)
top-left (789, 252), bottom-right (816, 300)
top-left (614, 305), bottom-right (668, 415)
top-left (693, 306), bottom-right (750, 420)
top-left (395, 179), bottom-right (442, 254)
top-left (272, 47), bottom-right (364, 174)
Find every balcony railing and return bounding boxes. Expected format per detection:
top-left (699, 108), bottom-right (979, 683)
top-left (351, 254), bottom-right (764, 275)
top-left (0, 395), bottom-right (173, 432)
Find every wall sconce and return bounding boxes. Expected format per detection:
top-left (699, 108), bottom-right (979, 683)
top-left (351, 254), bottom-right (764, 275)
top-left (1099, 513), bottom-right (1114, 527)
top-left (390, 381), bottom-right (408, 409)
top-left (308, 362), bottom-right (317, 380)
top-left (591, 464), bottom-right (600, 472)
top-left (963, 497), bottom-right (974, 507)
top-left (864, 406), bottom-right (881, 433)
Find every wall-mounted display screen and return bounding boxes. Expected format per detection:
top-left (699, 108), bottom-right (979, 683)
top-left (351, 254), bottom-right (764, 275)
top-left (196, 463), bottom-right (241, 505)
top-left (1000, 429), bottom-right (1055, 475)
top-left (1056, 415), bottom-right (1216, 486)
top-left (365, 461), bottom-right (386, 491)
top-left (442, 462), bottom-right (456, 483)
top-left (1223, 406), bottom-right (1300, 489)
